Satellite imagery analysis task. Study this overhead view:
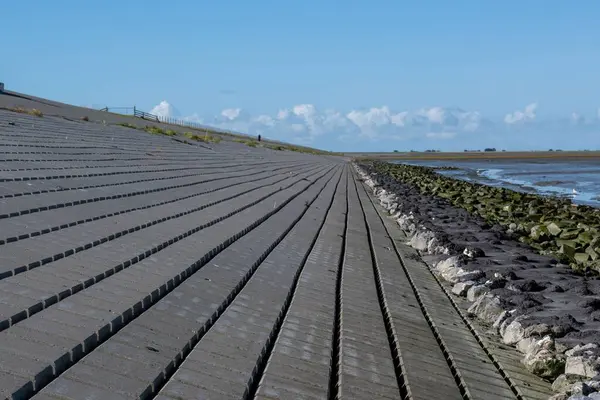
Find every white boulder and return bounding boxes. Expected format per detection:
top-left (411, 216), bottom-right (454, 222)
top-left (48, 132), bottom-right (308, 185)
top-left (468, 294), bottom-right (506, 325)
top-left (452, 281), bottom-right (475, 297)
top-left (566, 356), bottom-right (600, 379)
top-left (502, 315), bottom-right (529, 345)
top-left (467, 284), bottom-right (489, 302)
top-left (521, 336), bottom-right (565, 380)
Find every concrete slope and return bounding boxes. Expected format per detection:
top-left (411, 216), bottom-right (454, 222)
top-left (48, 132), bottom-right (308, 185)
top-left (0, 108), bottom-right (550, 400)
top-left (0, 90), bottom-right (292, 147)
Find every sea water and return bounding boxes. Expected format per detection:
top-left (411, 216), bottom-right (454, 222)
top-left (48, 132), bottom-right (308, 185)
top-left (393, 159), bottom-right (600, 207)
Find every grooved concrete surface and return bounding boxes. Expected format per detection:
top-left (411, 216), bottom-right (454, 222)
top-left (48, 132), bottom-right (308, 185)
top-left (0, 109), bottom-right (550, 400)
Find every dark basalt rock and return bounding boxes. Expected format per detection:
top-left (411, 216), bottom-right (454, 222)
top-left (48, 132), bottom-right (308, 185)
top-left (361, 160), bottom-right (600, 273)
top-left (464, 246), bottom-right (486, 258)
top-left (507, 279), bottom-right (547, 292)
top-left (487, 278), bottom-right (507, 289)
top-left (578, 298), bottom-right (600, 311)
top-left (505, 271), bottom-right (521, 280)
top-left (559, 330), bottom-right (600, 348)
top-left (550, 285), bottom-right (565, 293)
top-left (522, 315), bottom-right (582, 338)
top-left (358, 160), bottom-right (600, 375)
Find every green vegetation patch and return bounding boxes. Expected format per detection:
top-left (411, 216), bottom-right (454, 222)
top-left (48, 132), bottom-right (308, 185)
top-left (233, 138), bottom-right (259, 147)
top-left (184, 132), bottom-right (222, 143)
top-left (364, 160), bottom-right (600, 273)
top-left (11, 107), bottom-right (43, 117)
top-left (283, 144), bottom-right (343, 156)
top-left (264, 142), bottom-right (342, 155)
top-left (143, 126), bottom-right (180, 137)
top-left (232, 138), bottom-right (342, 155)
top-left (118, 122), bottom-right (138, 129)
top-left (265, 144), bottom-right (287, 151)
top-left (144, 125), bottom-right (167, 135)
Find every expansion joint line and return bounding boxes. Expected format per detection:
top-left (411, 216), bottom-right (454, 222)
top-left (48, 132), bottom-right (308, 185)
top-left (0, 160), bottom-right (308, 199)
top-left (0, 162), bottom-right (316, 247)
top-left (355, 166), bottom-right (522, 400)
top-left (355, 174), bottom-right (472, 400)
top-left (0, 161), bottom-right (306, 219)
top-left (147, 165), bottom-right (342, 400)
top-left (243, 165), bottom-right (345, 400)
top-left (415, 246), bottom-right (524, 400)
top-left (327, 165), bottom-right (349, 400)
top-left (0, 165), bottom-right (331, 333)
top-left (351, 170), bottom-right (411, 400)
top-left (21, 166), bottom-right (337, 399)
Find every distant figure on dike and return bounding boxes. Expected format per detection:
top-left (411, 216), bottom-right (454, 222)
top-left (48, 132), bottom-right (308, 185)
top-left (258, 134), bottom-right (262, 142)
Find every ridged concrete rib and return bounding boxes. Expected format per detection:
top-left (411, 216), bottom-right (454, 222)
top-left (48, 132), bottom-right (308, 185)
top-left (332, 170), bottom-right (401, 399)
top-left (0, 165), bottom-right (330, 333)
top-left (5, 164), bottom-right (337, 398)
top-left (252, 166), bottom-right (349, 399)
top-left (0, 110), bottom-right (549, 400)
top-left (354, 168), bottom-right (550, 400)
top-left (350, 170), bottom-right (463, 400)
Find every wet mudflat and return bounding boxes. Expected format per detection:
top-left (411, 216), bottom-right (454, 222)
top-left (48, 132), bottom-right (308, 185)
top-left (393, 159), bottom-right (600, 207)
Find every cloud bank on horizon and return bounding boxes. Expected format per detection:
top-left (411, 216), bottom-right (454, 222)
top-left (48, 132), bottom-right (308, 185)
top-left (150, 101), bottom-right (600, 152)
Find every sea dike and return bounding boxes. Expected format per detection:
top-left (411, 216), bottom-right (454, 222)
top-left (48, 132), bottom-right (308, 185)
top-left (355, 160), bottom-right (600, 400)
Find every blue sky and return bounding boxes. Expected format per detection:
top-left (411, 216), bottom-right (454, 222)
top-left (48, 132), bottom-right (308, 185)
top-left (3, 1), bottom-right (600, 152)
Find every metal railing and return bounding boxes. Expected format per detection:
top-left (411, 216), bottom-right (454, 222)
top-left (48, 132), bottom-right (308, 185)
top-left (98, 106), bottom-right (333, 150)
top-left (99, 106), bottom-right (135, 115)
top-left (134, 108), bottom-right (160, 122)
top-left (99, 106), bottom-right (255, 139)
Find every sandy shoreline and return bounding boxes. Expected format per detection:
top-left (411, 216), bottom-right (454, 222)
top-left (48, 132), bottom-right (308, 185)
top-left (355, 161), bottom-right (600, 399)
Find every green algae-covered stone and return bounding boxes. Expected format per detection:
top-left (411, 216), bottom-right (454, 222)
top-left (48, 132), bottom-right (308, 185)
top-left (364, 160), bottom-right (600, 272)
top-left (546, 222), bottom-right (562, 236)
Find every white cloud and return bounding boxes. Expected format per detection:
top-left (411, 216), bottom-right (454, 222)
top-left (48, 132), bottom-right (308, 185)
top-left (292, 104), bottom-right (316, 118)
top-left (147, 100), bottom-right (600, 151)
top-left (462, 111), bottom-right (482, 131)
top-left (346, 107), bottom-right (394, 138)
top-left (504, 102), bottom-right (537, 124)
top-left (421, 107), bottom-right (446, 124)
top-left (346, 107), bottom-right (395, 129)
top-left (183, 113), bottom-right (203, 123)
top-left (204, 104), bottom-right (488, 144)
top-left (221, 108), bottom-right (242, 120)
top-left (150, 100), bottom-right (180, 118)
top-left (571, 112), bottom-right (585, 125)
top-left (291, 123), bottom-right (305, 132)
top-left (390, 111), bottom-right (410, 127)
top-left (148, 100), bottom-right (489, 144)
top-left (253, 115), bottom-right (275, 127)
top-left (277, 109), bottom-right (290, 120)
